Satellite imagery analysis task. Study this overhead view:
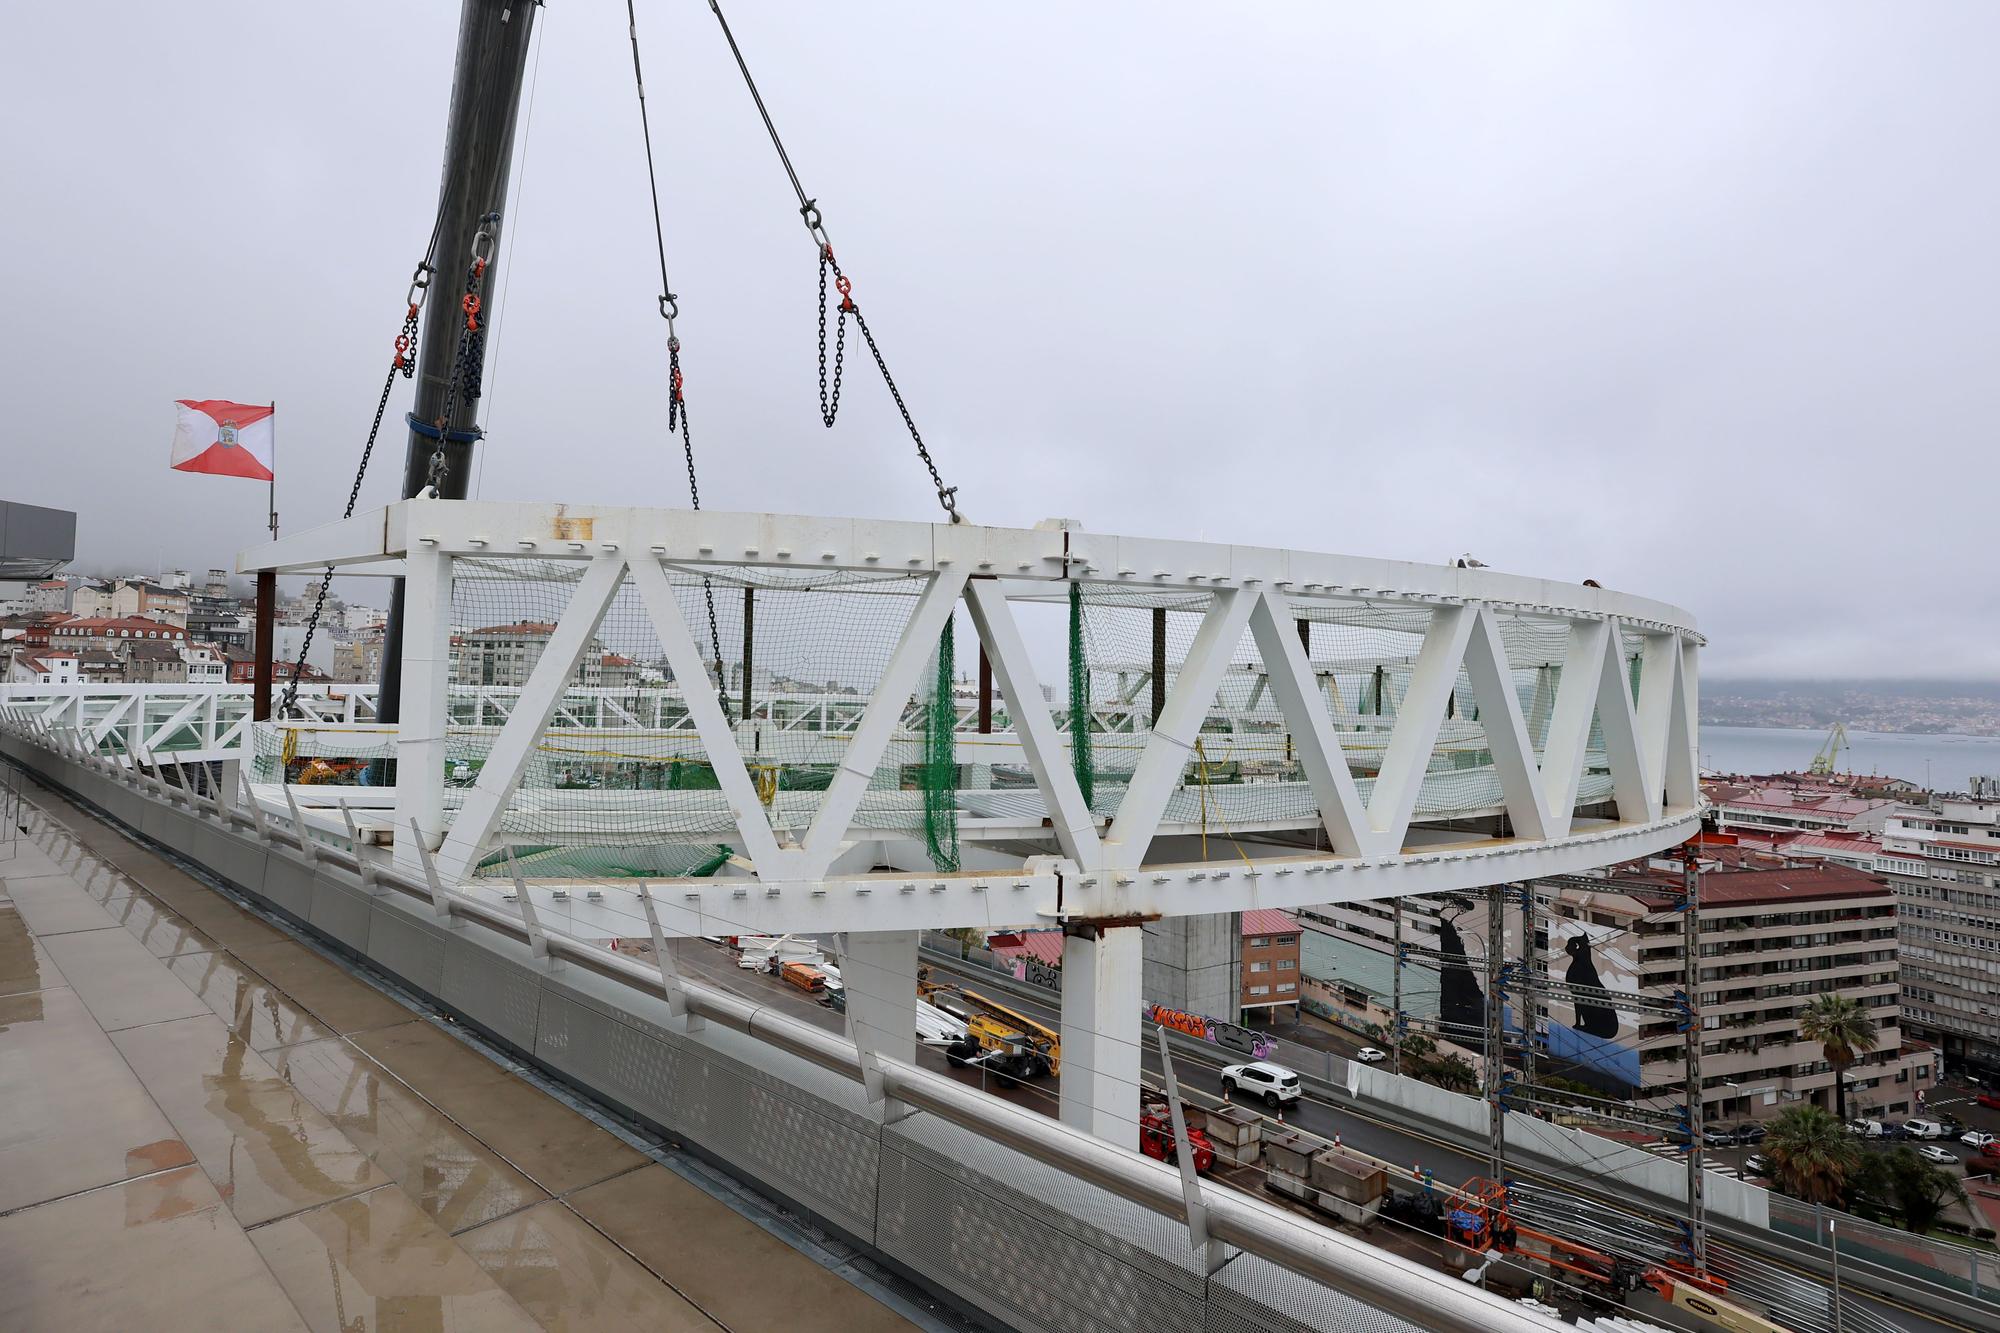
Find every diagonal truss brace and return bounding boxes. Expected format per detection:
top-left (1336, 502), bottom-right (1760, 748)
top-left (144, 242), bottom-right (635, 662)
top-left (1155, 1025), bottom-right (1228, 1274)
top-left (639, 884), bottom-right (703, 1030)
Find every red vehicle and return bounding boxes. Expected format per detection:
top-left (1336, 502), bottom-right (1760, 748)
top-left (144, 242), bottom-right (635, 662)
top-left (1977, 1092), bottom-right (2000, 1111)
top-left (1139, 1106), bottom-right (1215, 1174)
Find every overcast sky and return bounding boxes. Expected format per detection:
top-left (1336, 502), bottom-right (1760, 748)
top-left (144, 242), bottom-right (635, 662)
top-left (3, 2), bottom-right (1995, 679)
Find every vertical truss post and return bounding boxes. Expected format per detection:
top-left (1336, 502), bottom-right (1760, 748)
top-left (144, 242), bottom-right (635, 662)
top-left (1485, 884), bottom-right (1506, 1180)
top-left (1683, 857), bottom-right (1708, 1274)
top-left (1155, 1025), bottom-right (1227, 1274)
top-left (837, 930), bottom-right (916, 1108)
top-left (1390, 896), bottom-right (1405, 1077)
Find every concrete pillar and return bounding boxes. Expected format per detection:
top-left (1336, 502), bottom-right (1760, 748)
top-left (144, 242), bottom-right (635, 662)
top-left (1061, 924), bottom-right (1143, 1143)
top-left (839, 930), bottom-right (917, 1113)
top-left (392, 547), bottom-right (453, 876)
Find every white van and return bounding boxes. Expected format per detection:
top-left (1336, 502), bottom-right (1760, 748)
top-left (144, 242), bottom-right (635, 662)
top-left (1902, 1117), bottom-right (1945, 1140)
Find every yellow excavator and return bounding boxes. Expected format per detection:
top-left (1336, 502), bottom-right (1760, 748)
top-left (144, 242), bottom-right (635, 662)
top-left (924, 983), bottom-right (1061, 1083)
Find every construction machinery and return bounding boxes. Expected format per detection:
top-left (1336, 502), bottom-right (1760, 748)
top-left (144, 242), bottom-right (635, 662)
top-left (1443, 1178), bottom-right (1790, 1332)
top-left (1139, 1103), bottom-right (1215, 1174)
top-left (1808, 722), bottom-right (1849, 777)
top-left (925, 984), bottom-right (1061, 1083)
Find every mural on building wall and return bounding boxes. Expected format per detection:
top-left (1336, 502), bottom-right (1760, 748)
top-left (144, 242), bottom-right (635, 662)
top-left (1540, 909), bottom-right (1644, 1093)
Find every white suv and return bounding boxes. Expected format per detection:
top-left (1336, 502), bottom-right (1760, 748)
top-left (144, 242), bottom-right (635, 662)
top-left (1221, 1061), bottom-right (1302, 1108)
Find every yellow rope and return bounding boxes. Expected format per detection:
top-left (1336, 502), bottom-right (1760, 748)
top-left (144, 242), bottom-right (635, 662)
top-left (1192, 737), bottom-right (1257, 871)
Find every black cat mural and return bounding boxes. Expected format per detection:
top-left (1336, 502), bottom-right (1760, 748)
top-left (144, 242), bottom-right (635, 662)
top-left (1563, 932), bottom-right (1620, 1040)
top-left (1436, 912), bottom-right (1486, 1038)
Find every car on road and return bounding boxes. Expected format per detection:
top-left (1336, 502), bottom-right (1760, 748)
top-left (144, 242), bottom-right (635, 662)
top-left (1902, 1117), bottom-right (1945, 1140)
top-left (1847, 1119), bottom-right (1885, 1138)
top-left (1980, 1092), bottom-right (2000, 1111)
top-left (1355, 1047), bottom-right (1387, 1063)
top-left (1961, 1130), bottom-right (1998, 1149)
top-left (1732, 1123), bottom-right (1767, 1146)
top-left (1917, 1144), bottom-right (1959, 1166)
top-left (1744, 1153), bottom-right (1774, 1177)
top-left (1221, 1060), bottom-right (1302, 1108)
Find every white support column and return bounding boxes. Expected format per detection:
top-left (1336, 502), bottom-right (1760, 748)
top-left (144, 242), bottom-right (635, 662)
top-left (838, 930), bottom-right (917, 1108)
top-left (392, 544), bottom-right (456, 877)
top-left (964, 579), bottom-right (1102, 866)
top-left (1060, 924), bottom-right (1143, 1142)
top-left (433, 555), bottom-right (626, 883)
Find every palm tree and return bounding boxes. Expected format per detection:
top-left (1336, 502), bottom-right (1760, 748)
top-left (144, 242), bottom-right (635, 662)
top-left (1885, 1148), bottom-right (1969, 1235)
top-left (1800, 993), bottom-right (1879, 1125)
top-left (1765, 1104), bottom-right (1860, 1205)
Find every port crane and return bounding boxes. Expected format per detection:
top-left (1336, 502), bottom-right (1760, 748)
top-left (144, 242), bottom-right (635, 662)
top-left (1808, 722), bottom-right (1850, 776)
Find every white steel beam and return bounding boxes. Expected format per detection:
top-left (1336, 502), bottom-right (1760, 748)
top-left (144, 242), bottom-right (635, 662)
top-left (625, 555), bottom-right (794, 876)
top-left (1667, 639), bottom-right (1700, 811)
top-left (434, 556), bottom-right (626, 884)
top-left (964, 578), bottom-right (1103, 866)
top-left (1635, 631), bottom-right (1680, 808)
top-left (1366, 605), bottom-right (1475, 845)
top-left (799, 572), bottom-right (969, 877)
top-left (1105, 587), bottom-right (1254, 869)
top-left (1248, 593), bottom-right (1376, 857)
top-left (1538, 619), bottom-right (1611, 838)
top-left (1595, 620), bottom-right (1656, 824)
top-left (1459, 605), bottom-right (1552, 842)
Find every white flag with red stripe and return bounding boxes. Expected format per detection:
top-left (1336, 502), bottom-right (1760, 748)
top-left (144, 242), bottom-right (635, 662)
top-left (170, 399), bottom-right (274, 481)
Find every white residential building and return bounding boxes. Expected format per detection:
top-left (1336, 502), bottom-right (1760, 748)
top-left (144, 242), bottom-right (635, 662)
top-left (1879, 785), bottom-right (2000, 1072)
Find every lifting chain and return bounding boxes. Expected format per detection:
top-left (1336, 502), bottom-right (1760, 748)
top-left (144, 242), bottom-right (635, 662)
top-left (278, 262), bottom-right (432, 719)
top-left (812, 228), bottom-right (957, 523)
top-left (706, 0), bottom-right (965, 525)
top-left (629, 0), bottom-right (731, 711)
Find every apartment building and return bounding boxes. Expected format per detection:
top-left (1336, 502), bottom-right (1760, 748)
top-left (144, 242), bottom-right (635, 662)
top-left (1551, 853), bottom-right (1931, 1125)
top-left (1708, 783), bottom-right (1900, 837)
top-left (459, 620), bottom-right (608, 688)
top-left (1878, 785), bottom-right (2000, 1072)
top-left (1241, 909), bottom-right (1303, 1020)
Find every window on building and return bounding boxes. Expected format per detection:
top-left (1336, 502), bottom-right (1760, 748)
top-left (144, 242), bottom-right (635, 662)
top-left (1249, 985), bottom-right (1270, 997)
top-left (1277, 982), bottom-right (1296, 994)
top-left (1277, 959), bottom-right (1296, 970)
top-left (1249, 936), bottom-right (1269, 948)
top-left (1249, 961), bottom-right (1269, 973)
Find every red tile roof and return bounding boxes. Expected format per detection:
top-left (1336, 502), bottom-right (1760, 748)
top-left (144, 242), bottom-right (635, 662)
top-left (1241, 908), bottom-right (1302, 937)
top-left (466, 621), bottom-right (558, 637)
top-left (986, 930), bottom-right (1066, 967)
top-left (1622, 859), bottom-right (1889, 908)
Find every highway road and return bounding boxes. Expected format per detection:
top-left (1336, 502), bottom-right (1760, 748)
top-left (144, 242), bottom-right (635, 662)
top-left (668, 939), bottom-right (1963, 1333)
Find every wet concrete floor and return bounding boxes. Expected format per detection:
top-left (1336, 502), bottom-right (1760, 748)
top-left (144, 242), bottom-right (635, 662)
top-left (0, 783), bottom-right (922, 1332)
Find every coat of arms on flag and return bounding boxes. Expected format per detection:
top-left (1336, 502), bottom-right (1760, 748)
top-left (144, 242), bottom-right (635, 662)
top-left (171, 399), bottom-right (275, 481)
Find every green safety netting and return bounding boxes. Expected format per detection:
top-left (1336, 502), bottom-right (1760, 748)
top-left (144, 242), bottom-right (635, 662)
top-left (922, 619), bottom-right (959, 872)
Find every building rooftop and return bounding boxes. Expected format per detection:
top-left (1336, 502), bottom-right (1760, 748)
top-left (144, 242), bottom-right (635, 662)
top-left (1242, 908), bottom-right (1302, 937)
top-left (1714, 785), bottom-right (1899, 819)
top-left (465, 621), bottom-right (558, 637)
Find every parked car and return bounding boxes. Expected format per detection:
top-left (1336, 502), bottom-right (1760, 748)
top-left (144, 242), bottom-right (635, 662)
top-left (1744, 1153), bottom-right (1775, 1177)
top-left (1221, 1060), bottom-right (1303, 1108)
top-left (1936, 1116), bottom-right (1967, 1137)
top-left (1917, 1144), bottom-right (1959, 1166)
top-left (1978, 1093), bottom-right (2000, 1111)
top-left (1355, 1047), bottom-right (1387, 1064)
top-left (1733, 1123), bottom-right (1767, 1146)
top-left (1960, 1130), bottom-right (1997, 1149)
top-left (1848, 1119), bottom-right (1885, 1138)
top-left (1902, 1118), bottom-right (1945, 1140)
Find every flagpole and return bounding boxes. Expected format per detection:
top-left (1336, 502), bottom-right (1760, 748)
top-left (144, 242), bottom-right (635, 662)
top-left (268, 400), bottom-right (279, 541)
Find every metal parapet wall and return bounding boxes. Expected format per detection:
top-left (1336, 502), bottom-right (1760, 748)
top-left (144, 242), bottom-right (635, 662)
top-left (3, 734), bottom-right (1522, 1333)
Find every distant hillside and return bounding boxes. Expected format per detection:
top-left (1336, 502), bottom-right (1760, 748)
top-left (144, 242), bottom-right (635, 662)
top-left (1702, 680), bottom-right (2000, 736)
